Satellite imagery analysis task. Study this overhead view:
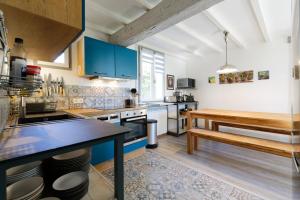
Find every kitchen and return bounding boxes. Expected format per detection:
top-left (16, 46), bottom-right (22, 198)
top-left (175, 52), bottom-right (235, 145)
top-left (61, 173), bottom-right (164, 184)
top-left (0, 0), bottom-right (299, 200)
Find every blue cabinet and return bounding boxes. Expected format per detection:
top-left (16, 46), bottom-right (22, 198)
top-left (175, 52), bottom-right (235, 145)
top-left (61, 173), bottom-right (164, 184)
top-left (91, 139), bottom-right (147, 165)
top-left (115, 46), bottom-right (137, 79)
top-left (84, 37), bottom-right (115, 77)
top-left (77, 37), bottom-right (137, 79)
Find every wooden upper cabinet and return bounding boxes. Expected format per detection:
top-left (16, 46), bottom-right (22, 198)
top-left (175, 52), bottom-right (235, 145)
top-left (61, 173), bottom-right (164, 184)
top-left (0, 0), bottom-right (84, 61)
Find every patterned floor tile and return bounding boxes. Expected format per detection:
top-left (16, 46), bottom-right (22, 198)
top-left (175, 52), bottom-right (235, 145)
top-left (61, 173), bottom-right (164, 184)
top-left (102, 150), bottom-right (264, 200)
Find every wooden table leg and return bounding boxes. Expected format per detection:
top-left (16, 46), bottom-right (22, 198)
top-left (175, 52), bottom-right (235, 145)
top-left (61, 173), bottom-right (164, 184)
top-left (0, 166), bottom-right (6, 200)
top-left (114, 135), bottom-right (124, 200)
top-left (187, 131), bottom-right (194, 154)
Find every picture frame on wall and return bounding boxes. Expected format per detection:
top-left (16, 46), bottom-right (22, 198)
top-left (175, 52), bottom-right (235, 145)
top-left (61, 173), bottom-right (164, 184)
top-left (167, 74), bottom-right (175, 90)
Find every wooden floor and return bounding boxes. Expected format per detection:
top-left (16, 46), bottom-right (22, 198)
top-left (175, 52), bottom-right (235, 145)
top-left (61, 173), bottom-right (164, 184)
top-left (93, 134), bottom-right (300, 200)
top-left (156, 134), bottom-right (299, 200)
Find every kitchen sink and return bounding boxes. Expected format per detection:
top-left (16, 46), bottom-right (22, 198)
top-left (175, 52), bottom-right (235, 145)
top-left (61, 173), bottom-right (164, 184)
top-left (18, 112), bottom-right (79, 125)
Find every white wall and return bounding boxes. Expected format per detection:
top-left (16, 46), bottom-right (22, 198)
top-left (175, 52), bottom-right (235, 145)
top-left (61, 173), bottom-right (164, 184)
top-left (186, 41), bottom-right (291, 113)
top-left (165, 55), bottom-right (187, 96)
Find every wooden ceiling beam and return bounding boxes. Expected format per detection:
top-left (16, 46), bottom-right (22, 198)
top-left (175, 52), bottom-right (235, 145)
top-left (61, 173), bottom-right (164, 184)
top-left (203, 10), bottom-right (246, 48)
top-left (109, 0), bottom-right (223, 46)
top-left (176, 23), bottom-right (223, 53)
top-left (154, 34), bottom-right (202, 57)
top-left (249, 0), bottom-right (271, 42)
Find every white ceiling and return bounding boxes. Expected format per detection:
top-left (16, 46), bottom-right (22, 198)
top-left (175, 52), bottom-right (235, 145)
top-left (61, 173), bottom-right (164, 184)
top-left (86, 0), bottom-right (293, 59)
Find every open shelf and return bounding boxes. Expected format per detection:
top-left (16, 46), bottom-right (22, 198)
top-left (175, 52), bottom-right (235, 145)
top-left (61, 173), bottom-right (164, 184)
top-left (0, 74), bottom-right (42, 96)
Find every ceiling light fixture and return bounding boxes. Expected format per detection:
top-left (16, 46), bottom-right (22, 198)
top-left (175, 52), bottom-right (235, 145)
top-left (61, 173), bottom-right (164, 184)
top-left (216, 31), bottom-right (238, 74)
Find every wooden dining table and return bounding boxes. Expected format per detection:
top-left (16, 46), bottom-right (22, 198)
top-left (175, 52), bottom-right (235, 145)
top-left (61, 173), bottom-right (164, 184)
top-left (186, 109), bottom-right (300, 153)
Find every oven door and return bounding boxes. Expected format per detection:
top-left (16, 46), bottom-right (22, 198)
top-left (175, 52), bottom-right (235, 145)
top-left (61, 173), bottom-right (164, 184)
top-left (120, 116), bottom-right (147, 143)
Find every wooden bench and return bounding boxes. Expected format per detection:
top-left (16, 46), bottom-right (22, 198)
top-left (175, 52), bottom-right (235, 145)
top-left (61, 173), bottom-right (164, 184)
top-left (187, 128), bottom-right (300, 157)
top-left (211, 121), bottom-right (291, 135)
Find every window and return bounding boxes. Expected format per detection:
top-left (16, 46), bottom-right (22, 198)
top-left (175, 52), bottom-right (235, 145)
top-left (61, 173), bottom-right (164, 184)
top-left (139, 47), bottom-right (165, 102)
top-left (36, 48), bottom-right (71, 70)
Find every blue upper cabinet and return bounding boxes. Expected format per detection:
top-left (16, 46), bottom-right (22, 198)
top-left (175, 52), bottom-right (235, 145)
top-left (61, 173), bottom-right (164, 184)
top-left (115, 46), bottom-right (137, 79)
top-left (84, 37), bottom-right (115, 77)
top-left (77, 37), bottom-right (137, 79)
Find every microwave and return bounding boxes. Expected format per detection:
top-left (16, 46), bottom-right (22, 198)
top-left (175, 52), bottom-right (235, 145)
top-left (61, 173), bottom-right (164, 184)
top-left (177, 78), bottom-right (195, 89)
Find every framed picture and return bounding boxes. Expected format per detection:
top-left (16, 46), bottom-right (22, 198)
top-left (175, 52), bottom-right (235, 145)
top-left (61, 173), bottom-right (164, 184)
top-left (258, 70), bottom-right (270, 80)
top-left (167, 74), bottom-right (175, 90)
top-left (219, 70), bottom-right (254, 84)
top-left (208, 76), bottom-right (216, 84)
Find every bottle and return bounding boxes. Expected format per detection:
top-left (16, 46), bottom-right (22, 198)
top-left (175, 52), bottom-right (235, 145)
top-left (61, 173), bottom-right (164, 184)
top-left (9, 37), bottom-right (27, 86)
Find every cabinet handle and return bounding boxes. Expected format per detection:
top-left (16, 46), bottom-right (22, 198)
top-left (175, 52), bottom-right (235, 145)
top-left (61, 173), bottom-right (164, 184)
top-left (94, 72), bottom-right (107, 75)
top-left (121, 74), bottom-right (131, 78)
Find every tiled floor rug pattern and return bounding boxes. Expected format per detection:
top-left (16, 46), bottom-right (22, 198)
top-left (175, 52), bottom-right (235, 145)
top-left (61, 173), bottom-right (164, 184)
top-left (102, 150), bottom-right (263, 200)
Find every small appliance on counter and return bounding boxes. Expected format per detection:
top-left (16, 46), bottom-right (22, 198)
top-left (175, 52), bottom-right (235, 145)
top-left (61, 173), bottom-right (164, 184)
top-left (164, 96), bottom-right (177, 103)
top-left (26, 101), bottom-right (57, 114)
top-left (165, 92), bottom-right (195, 103)
top-left (125, 88), bottom-right (138, 108)
top-left (177, 78), bottom-right (195, 89)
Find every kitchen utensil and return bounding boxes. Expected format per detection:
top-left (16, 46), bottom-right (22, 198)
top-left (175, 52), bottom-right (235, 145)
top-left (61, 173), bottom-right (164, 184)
top-left (60, 76), bottom-right (64, 96)
top-left (43, 74), bottom-right (48, 96)
top-left (52, 171), bottom-right (88, 191)
top-left (0, 97), bottom-right (9, 133)
top-left (56, 77), bottom-right (59, 94)
top-left (7, 161), bottom-right (41, 176)
top-left (48, 73), bottom-right (52, 96)
top-left (52, 171), bottom-right (89, 200)
top-left (6, 176), bottom-right (44, 200)
top-left (124, 99), bottom-right (134, 108)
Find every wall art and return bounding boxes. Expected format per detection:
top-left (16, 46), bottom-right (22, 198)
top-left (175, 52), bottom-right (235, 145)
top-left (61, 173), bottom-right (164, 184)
top-left (167, 74), bottom-right (175, 90)
top-left (258, 71), bottom-right (270, 80)
top-left (219, 70), bottom-right (253, 84)
top-left (208, 76), bottom-right (216, 84)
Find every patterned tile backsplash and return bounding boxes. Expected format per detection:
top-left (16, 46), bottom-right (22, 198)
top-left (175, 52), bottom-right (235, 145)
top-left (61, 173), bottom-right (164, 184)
top-left (24, 85), bottom-right (132, 110)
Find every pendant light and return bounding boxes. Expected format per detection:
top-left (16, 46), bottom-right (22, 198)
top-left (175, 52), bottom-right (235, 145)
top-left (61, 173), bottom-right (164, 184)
top-left (216, 31), bottom-right (238, 74)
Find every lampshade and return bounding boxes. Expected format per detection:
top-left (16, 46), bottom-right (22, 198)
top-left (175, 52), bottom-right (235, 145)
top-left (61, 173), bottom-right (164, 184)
top-left (216, 64), bottom-right (238, 74)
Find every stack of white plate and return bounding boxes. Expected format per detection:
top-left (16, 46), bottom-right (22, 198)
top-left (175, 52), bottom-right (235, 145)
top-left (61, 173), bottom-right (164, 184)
top-left (52, 171), bottom-right (89, 200)
top-left (6, 161), bottom-right (42, 185)
top-left (50, 148), bottom-right (91, 175)
top-left (7, 176), bottom-right (44, 200)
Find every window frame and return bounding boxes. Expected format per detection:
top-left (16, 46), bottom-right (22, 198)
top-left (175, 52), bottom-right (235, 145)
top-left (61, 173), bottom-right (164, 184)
top-left (35, 48), bottom-right (72, 70)
top-left (138, 46), bottom-right (165, 102)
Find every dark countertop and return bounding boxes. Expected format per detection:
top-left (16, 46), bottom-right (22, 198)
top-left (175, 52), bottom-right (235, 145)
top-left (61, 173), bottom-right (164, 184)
top-left (0, 119), bottom-right (130, 166)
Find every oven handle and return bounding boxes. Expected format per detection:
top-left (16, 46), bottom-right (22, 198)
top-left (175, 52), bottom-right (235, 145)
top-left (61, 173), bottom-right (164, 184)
top-left (123, 116), bottom-right (146, 122)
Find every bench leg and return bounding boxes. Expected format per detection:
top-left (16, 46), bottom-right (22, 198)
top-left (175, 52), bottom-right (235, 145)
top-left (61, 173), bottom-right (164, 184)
top-left (187, 132), bottom-right (194, 154)
top-left (194, 136), bottom-right (198, 150)
top-left (205, 119), bottom-right (209, 130)
top-left (212, 121), bottom-right (219, 131)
